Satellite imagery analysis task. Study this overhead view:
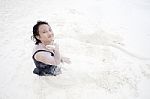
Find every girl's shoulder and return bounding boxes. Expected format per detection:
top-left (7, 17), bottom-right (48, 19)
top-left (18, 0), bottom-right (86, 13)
top-left (32, 44), bottom-right (45, 54)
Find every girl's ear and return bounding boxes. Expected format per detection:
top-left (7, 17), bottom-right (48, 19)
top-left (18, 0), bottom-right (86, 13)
top-left (36, 35), bottom-right (40, 40)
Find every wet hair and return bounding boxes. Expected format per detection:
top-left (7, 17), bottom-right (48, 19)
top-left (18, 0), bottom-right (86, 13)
top-left (32, 21), bottom-right (49, 45)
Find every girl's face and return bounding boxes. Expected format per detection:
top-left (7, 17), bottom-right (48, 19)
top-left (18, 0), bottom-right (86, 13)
top-left (37, 24), bottom-right (54, 45)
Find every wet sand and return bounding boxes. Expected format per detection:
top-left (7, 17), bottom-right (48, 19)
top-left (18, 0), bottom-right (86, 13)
top-left (0, 0), bottom-right (150, 99)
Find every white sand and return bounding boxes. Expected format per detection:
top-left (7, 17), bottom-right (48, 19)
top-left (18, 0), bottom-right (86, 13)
top-left (0, 0), bottom-right (150, 99)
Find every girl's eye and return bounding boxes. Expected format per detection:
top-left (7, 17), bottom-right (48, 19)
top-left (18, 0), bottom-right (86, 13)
top-left (43, 31), bottom-right (48, 33)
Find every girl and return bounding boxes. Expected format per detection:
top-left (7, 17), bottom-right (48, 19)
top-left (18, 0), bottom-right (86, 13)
top-left (32, 21), bottom-right (70, 76)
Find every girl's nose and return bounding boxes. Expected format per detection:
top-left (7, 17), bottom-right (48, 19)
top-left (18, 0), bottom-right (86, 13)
top-left (48, 31), bottom-right (54, 36)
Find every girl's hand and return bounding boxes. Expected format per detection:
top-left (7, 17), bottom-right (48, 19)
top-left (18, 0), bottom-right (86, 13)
top-left (53, 43), bottom-right (59, 51)
top-left (61, 57), bottom-right (71, 64)
top-left (46, 43), bottom-right (59, 52)
top-left (46, 45), bottom-right (55, 51)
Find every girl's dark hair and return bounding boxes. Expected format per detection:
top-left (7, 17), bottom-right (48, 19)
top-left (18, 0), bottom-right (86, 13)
top-left (31, 21), bottom-right (49, 45)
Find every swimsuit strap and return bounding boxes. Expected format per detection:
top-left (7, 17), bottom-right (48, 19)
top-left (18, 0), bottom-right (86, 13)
top-left (32, 50), bottom-right (54, 60)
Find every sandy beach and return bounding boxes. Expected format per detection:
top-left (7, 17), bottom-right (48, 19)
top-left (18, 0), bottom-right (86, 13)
top-left (0, 0), bottom-right (150, 99)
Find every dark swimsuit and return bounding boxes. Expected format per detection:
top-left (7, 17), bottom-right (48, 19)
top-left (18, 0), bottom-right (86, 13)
top-left (32, 50), bottom-right (61, 76)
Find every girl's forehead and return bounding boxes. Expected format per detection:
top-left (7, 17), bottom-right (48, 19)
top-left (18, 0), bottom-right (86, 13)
top-left (39, 24), bottom-right (50, 31)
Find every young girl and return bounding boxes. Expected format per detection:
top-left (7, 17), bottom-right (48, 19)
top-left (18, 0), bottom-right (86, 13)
top-left (32, 21), bottom-right (70, 76)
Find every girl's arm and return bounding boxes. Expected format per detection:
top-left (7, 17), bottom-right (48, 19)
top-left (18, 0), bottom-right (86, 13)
top-left (46, 43), bottom-right (71, 65)
top-left (53, 43), bottom-right (61, 65)
top-left (35, 52), bottom-right (56, 65)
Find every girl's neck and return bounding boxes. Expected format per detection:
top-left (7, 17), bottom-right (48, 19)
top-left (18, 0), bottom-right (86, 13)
top-left (41, 42), bottom-right (51, 46)
top-left (39, 43), bottom-right (47, 49)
